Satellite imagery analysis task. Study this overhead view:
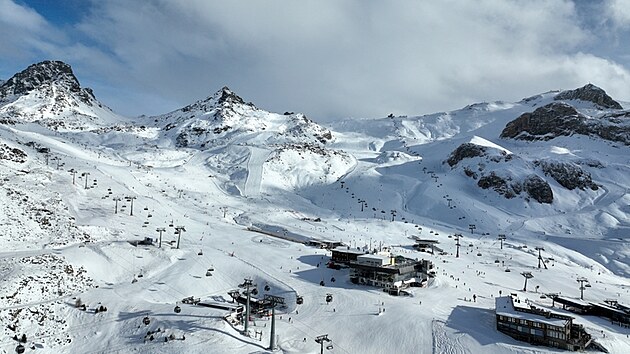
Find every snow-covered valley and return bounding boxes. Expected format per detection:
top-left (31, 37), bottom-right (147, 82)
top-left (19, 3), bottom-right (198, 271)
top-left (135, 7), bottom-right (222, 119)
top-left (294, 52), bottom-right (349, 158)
top-left (0, 61), bottom-right (629, 354)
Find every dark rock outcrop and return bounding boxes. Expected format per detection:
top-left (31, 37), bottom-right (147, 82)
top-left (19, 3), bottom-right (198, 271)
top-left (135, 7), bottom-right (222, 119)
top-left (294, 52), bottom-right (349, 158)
top-left (523, 175), bottom-right (553, 204)
top-left (535, 160), bottom-right (598, 191)
top-left (501, 102), bottom-right (630, 145)
top-left (500, 102), bottom-right (585, 141)
top-left (447, 143), bottom-right (487, 167)
top-left (477, 173), bottom-right (520, 199)
top-left (0, 143), bottom-right (27, 163)
top-left (554, 84), bottom-right (622, 109)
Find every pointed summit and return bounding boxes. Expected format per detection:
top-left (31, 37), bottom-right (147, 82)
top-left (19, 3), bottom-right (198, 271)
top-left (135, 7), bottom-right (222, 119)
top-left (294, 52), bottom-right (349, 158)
top-left (554, 83), bottom-right (622, 109)
top-left (214, 86), bottom-right (246, 106)
top-left (0, 60), bottom-right (87, 99)
top-left (0, 60), bottom-right (123, 129)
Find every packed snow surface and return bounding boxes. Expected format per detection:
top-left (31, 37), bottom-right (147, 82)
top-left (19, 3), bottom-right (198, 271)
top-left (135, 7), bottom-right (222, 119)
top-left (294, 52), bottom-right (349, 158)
top-left (0, 80), bottom-right (629, 354)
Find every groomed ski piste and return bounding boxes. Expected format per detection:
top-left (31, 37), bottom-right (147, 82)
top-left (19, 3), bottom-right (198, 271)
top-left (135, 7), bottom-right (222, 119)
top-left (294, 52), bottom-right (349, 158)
top-left (1, 80), bottom-right (629, 353)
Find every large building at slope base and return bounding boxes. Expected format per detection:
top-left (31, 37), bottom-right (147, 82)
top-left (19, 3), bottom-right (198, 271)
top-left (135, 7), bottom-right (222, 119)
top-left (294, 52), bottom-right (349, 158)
top-left (495, 295), bottom-right (594, 351)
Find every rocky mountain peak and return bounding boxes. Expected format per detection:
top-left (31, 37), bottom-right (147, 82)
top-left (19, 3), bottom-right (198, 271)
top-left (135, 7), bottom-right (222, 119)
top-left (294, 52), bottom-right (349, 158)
top-left (0, 60), bottom-right (83, 98)
top-left (500, 102), bottom-right (585, 141)
top-left (554, 83), bottom-right (622, 109)
top-left (214, 86), bottom-right (246, 106)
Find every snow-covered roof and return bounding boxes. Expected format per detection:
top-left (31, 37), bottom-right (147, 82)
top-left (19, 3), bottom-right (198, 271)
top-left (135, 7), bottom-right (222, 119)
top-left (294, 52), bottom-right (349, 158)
top-left (495, 296), bottom-right (570, 327)
top-left (358, 254), bottom-right (391, 262)
top-left (332, 246), bottom-right (366, 255)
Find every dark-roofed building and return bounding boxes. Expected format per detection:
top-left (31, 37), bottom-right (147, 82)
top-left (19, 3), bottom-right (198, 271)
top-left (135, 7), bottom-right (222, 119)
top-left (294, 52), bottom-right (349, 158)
top-left (331, 247), bottom-right (367, 264)
top-left (348, 254), bottom-right (433, 294)
top-left (590, 300), bottom-right (630, 328)
top-left (550, 295), bottom-right (630, 328)
top-left (495, 295), bottom-right (593, 351)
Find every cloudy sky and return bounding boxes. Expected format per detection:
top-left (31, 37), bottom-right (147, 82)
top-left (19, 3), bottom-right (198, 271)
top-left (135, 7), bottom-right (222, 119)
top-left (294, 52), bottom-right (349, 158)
top-left (2, 0), bottom-right (630, 121)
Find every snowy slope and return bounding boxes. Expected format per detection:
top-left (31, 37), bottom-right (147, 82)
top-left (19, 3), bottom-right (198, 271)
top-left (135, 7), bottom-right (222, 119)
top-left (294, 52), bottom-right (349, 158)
top-left (0, 63), bottom-right (628, 354)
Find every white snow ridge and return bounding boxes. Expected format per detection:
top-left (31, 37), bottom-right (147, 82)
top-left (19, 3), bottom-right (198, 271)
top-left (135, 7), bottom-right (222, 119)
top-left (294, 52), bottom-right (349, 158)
top-left (0, 62), bottom-right (629, 354)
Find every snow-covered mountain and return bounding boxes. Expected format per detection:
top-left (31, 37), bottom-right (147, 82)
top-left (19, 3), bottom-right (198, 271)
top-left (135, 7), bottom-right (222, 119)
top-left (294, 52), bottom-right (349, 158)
top-left (1, 61), bottom-right (629, 354)
top-left (0, 61), bottom-right (124, 130)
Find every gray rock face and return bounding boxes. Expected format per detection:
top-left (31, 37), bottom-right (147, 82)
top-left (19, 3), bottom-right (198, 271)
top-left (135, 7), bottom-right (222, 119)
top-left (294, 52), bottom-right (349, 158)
top-left (535, 160), bottom-right (598, 191)
top-left (523, 175), bottom-right (553, 204)
top-left (500, 102), bottom-right (585, 141)
top-left (477, 173), bottom-right (519, 199)
top-left (0, 60), bottom-right (94, 104)
top-left (554, 84), bottom-right (622, 109)
top-left (501, 102), bottom-right (630, 145)
top-left (447, 143), bottom-right (487, 166)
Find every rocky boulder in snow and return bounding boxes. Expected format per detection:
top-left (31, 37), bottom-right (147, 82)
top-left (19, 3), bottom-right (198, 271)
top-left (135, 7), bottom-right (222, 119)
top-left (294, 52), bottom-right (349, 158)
top-left (447, 143), bottom-right (486, 167)
top-left (554, 84), bottom-right (622, 109)
top-left (523, 175), bottom-right (553, 204)
top-left (535, 160), bottom-right (598, 191)
top-left (477, 172), bottom-right (520, 199)
top-left (446, 143), bottom-right (511, 167)
top-left (500, 102), bottom-right (585, 141)
top-left (0, 143), bottom-right (27, 163)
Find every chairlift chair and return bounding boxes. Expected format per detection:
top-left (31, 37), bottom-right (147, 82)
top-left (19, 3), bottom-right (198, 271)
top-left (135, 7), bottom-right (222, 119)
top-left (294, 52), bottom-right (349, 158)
top-left (205, 269), bottom-right (213, 277)
top-left (326, 344), bottom-right (334, 350)
top-left (198, 250), bottom-right (203, 256)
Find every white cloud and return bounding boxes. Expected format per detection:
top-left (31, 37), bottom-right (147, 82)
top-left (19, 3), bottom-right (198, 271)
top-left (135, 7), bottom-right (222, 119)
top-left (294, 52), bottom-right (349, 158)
top-left (3, 0), bottom-right (630, 119)
top-left (0, 0), bottom-right (65, 60)
top-left (607, 0), bottom-right (630, 28)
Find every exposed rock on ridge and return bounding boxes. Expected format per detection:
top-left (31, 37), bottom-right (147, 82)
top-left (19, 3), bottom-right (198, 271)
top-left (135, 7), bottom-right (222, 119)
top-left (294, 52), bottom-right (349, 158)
top-left (554, 84), bottom-right (622, 109)
top-left (500, 102), bottom-right (630, 145)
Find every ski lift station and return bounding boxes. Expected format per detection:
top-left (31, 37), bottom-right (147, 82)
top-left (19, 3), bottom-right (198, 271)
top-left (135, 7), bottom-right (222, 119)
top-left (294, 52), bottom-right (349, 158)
top-left (495, 295), bottom-right (595, 351)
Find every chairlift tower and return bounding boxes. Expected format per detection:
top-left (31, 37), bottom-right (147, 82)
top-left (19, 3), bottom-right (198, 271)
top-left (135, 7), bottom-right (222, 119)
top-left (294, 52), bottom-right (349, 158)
top-left (68, 169), bottom-right (77, 185)
top-left (498, 234), bottom-right (506, 249)
top-left (156, 227), bottom-right (165, 248)
top-left (81, 172), bottom-right (90, 189)
top-left (241, 278), bottom-right (255, 335)
top-left (468, 224), bottom-right (476, 234)
top-left (175, 226), bottom-right (186, 249)
top-left (535, 247), bottom-right (548, 269)
top-left (577, 277), bottom-right (589, 300)
top-left (454, 234), bottom-right (463, 258)
top-left (125, 196), bottom-right (137, 216)
top-left (264, 294), bottom-right (285, 351)
top-left (521, 271), bottom-right (533, 292)
top-left (113, 197), bottom-right (122, 214)
top-left (315, 334), bottom-right (331, 354)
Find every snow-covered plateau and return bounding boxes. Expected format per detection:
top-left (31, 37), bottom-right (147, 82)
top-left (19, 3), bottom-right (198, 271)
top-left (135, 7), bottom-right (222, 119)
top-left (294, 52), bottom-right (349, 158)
top-left (0, 61), bottom-right (628, 354)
